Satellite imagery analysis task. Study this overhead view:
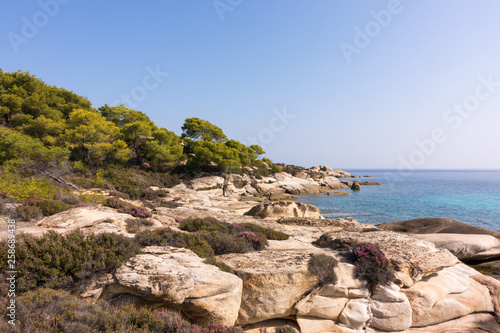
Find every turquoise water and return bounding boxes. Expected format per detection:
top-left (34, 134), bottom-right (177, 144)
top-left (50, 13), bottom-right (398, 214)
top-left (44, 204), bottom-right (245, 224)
top-left (297, 170), bottom-right (500, 232)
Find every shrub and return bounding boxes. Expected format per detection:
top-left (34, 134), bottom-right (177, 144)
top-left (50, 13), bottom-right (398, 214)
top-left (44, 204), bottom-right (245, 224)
top-left (180, 218), bottom-right (289, 241)
top-left (308, 254), bottom-right (338, 284)
top-left (0, 173), bottom-right (62, 201)
top-left (60, 194), bottom-right (81, 205)
top-left (352, 243), bottom-right (395, 286)
top-left (276, 327), bottom-right (297, 333)
top-left (15, 204), bottom-right (43, 221)
top-left (103, 196), bottom-right (129, 209)
top-left (234, 223), bottom-right (289, 241)
top-left (0, 288), bottom-right (242, 333)
top-left (0, 202), bottom-right (3, 214)
top-left (0, 230), bottom-right (141, 293)
top-left (180, 217), bottom-right (227, 233)
top-left (126, 218), bottom-right (154, 233)
top-left (201, 231), bottom-right (252, 255)
top-left (22, 197), bottom-right (46, 206)
top-left (161, 200), bottom-right (182, 208)
top-left (32, 199), bottom-right (72, 216)
top-left (118, 205), bottom-right (152, 218)
top-left (107, 190), bottom-right (129, 199)
top-left (204, 257), bottom-right (233, 273)
top-left (136, 228), bottom-right (214, 259)
top-left (237, 231), bottom-right (267, 250)
top-left (78, 193), bottom-right (107, 205)
top-left (271, 164), bottom-right (283, 173)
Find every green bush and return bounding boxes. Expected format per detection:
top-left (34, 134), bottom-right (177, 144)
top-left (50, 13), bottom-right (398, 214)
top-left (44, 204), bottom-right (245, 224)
top-left (271, 164), bottom-right (283, 173)
top-left (308, 254), bottom-right (338, 285)
top-left (0, 173), bottom-right (62, 202)
top-left (126, 218), bottom-right (154, 233)
top-left (103, 196), bottom-right (129, 209)
top-left (0, 288), bottom-right (243, 332)
top-left (232, 223), bottom-right (289, 241)
top-left (33, 199), bottom-right (72, 216)
top-left (201, 231), bottom-right (252, 255)
top-left (0, 230), bottom-right (141, 293)
top-left (179, 217), bottom-right (227, 232)
top-left (60, 194), bottom-right (81, 205)
top-left (0, 202), bottom-right (3, 214)
top-left (180, 218), bottom-right (289, 241)
top-left (15, 204), bottom-right (43, 221)
top-left (136, 228), bottom-right (214, 259)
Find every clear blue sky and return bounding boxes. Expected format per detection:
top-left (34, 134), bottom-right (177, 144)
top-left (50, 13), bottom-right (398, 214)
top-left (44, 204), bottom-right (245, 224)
top-left (2, 1), bottom-right (500, 170)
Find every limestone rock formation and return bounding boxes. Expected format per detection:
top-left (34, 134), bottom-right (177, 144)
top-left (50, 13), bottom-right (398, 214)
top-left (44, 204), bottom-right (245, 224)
top-left (411, 233), bottom-right (500, 261)
top-left (190, 176), bottom-right (225, 191)
top-left (314, 230), bottom-right (459, 287)
top-left (100, 246), bottom-right (242, 326)
top-left (245, 200), bottom-right (322, 219)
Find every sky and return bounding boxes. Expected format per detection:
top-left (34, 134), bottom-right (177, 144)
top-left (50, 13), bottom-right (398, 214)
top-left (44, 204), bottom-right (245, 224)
top-left (1, 0), bottom-right (500, 170)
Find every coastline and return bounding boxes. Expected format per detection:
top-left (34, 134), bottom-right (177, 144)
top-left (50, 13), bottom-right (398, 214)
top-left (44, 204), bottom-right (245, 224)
top-left (1, 166), bottom-right (500, 332)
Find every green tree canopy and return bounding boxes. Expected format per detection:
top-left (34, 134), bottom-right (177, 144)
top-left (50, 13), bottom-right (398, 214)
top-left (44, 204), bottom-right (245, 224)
top-left (0, 70), bottom-right (91, 127)
top-left (181, 117), bottom-right (227, 143)
top-left (98, 105), bottom-right (151, 127)
top-left (61, 109), bottom-right (129, 169)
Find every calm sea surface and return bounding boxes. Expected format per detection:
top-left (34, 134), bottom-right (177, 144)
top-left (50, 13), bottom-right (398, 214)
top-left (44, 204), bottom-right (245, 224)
top-left (296, 170), bottom-right (500, 232)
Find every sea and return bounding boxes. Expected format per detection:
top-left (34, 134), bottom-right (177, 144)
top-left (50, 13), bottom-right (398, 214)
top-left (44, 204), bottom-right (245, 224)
top-left (296, 170), bottom-right (500, 233)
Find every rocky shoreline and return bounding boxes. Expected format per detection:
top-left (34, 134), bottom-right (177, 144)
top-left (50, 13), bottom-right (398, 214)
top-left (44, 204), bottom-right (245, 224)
top-left (2, 165), bottom-right (499, 332)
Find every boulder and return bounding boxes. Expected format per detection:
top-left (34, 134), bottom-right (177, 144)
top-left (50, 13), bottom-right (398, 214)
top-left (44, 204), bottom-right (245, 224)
top-left (100, 246), bottom-right (242, 326)
top-left (350, 182), bottom-right (361, 191)
top-left (319, 176), bottom-right (342, 190)
top-left (405, 313), bottom-right (500, 333)
top-left (273, 172), bottom-right (322, 194)
top-left (370, 283), bottom-right (412, 331)
top-left (296, 316), bottom-right (338, 333)
top-left (378, 217), bottom-right (500, 238)
top-left (228, 174), bottom-right (251, 188)
top-left (36, 206), bottom-right (143, 234)
top-left (314, 230), bottom-right (459, 286)
top-left (471, 274), bottom-right (500, 320)
top-left (403, 264), bottom-right (494, 327)
top-left (218, 250), bottom-right (322, 325)
top-left (245, 201), bottom-right (322, 219)
top-left (190, 176), bottom-right (225, 191)
top-left (411, 233), bottom-right (500, 261)
top-left (338, 299), bottom-right (371, 331)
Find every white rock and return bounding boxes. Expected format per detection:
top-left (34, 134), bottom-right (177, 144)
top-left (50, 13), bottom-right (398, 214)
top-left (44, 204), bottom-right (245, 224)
top-left (101, 246), bottom-right (242, 326)
top-left (338, 299), bottom-right (372, 331)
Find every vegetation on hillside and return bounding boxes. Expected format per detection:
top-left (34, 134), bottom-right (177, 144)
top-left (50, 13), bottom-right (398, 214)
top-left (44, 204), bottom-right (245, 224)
top-left (0, 69), bottom-right (279, 202)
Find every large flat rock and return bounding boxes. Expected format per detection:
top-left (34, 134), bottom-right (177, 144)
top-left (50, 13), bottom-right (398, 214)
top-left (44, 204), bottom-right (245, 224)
top-left (314, 230), bottom-right (459, 286)
top-left (411, 233), bottom-right (500, 261)
top-left (100, 246), bottom-right (242, 326)
top-left (378, 217), bottom-right (500, 238)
